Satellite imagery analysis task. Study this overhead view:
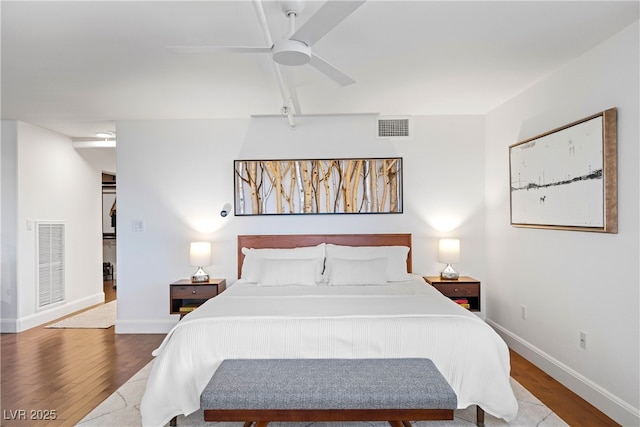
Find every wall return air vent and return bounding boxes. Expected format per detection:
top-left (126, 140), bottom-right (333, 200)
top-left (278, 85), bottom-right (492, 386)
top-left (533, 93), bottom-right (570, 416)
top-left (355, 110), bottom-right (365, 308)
top-left (377, 117), bottom-right (411, 139)
top-left (37, 222), bottom-right (65, 308)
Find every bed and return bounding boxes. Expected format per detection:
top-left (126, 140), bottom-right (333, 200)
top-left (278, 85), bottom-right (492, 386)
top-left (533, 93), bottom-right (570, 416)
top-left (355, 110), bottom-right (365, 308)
top-left (140, 233), bottom-right (518, 426)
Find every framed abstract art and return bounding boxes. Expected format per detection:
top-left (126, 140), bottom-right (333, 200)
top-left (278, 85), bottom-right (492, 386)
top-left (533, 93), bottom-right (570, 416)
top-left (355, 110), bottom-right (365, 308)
top-left (509, 108), bottom-right (617, 233)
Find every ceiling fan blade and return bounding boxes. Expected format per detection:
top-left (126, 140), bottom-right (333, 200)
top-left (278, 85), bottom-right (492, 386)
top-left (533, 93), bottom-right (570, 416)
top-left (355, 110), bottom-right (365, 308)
top-left (166, 46), bottom-right (271, 54)
top-left (290, 0), bottom-right (366, 46)
top-left (309, 54), bottom-right (356, 86)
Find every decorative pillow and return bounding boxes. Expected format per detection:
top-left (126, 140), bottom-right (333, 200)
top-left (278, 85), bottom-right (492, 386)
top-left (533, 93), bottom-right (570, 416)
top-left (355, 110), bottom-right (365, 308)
top-left (240, 243), bottom-right (325, 283)
top-left (257, 258), bottom-right (319, 286)
top-left (327, 257), bottom-right (389, 286)
top-left (325, 244), bottom-right (410, 282)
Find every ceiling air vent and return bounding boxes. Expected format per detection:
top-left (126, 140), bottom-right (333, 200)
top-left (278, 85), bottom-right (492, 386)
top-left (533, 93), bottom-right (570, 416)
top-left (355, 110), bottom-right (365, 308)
top-left (377, 117), bottom-right (411, 139)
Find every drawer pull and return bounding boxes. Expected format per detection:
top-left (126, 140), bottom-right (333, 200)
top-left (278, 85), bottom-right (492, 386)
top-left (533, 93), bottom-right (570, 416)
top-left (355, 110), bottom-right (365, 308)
top-left (454, 288), bottom-right (458, 292)
top-left (192, 290), bottom-right (197, 294)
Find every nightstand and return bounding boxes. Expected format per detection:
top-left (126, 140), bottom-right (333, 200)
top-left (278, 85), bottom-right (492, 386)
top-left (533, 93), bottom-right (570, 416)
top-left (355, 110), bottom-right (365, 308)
top-left (170, 278), bottom-right (226, 318)
top-left (423, 276), bottom-right (481, 312)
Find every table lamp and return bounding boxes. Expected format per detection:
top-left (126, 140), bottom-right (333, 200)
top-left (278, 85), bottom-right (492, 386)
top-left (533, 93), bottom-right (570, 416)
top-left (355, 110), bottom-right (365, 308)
top-left (438, 238), bottom-right (460, 280)
top-left (190, 241), bottom-right (211, 283)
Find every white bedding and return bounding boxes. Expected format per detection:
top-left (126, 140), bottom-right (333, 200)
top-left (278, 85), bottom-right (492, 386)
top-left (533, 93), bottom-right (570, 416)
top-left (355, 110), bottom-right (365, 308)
top-left (140, 275), bottom-right (518, 426)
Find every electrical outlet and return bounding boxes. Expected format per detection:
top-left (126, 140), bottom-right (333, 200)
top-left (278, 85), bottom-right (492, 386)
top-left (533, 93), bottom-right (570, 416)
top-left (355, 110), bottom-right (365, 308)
top-left (520, 305), bottom-right (527, 320)
top-left (580, 331), bottom-right (587, 349)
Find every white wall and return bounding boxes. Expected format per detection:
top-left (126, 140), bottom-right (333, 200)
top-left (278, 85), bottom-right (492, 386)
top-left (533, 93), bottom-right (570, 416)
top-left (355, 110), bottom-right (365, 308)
top-left (0, 122), bottom-right (105, 332)
top-left (74, 146), bottom-right (116, 176)
top-left (484, 21), bottom-right (639, 425)
top-left (115, 114), bottom-right (486, 333)
top-left (1, 121), bottom-right (19, 323)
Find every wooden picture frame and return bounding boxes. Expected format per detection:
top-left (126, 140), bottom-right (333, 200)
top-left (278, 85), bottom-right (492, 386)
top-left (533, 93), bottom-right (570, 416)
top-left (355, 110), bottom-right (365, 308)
top-left (509, 108), bottom-right (617, 233)
top-left (234, 158), bottom-right (403, 215)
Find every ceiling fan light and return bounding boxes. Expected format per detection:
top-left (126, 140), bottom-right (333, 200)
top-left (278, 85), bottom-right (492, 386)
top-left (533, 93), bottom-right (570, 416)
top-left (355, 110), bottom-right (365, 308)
top-left (96, 131), bottom-right (115, 138)
top-left (272, 39), bottom-right (311, 66)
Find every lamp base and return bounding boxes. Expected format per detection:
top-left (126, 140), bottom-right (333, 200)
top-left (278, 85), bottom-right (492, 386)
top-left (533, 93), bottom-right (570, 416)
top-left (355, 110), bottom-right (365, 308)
top-left (191, 267), bottom-right (209, 283)
top-left (440, 264), bottom-right (459, 280)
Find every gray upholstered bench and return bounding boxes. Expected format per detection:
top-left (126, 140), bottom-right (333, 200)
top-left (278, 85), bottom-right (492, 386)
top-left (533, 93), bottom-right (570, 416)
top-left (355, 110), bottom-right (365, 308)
top-left (200, 358), bottom-right (457, 427)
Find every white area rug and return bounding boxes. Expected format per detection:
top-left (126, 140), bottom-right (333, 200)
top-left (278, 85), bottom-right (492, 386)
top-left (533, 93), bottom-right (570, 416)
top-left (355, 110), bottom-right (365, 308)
top-left (46, 301), bottom-right (116, 329)
top-left (77, 360), bottom-right (568, 427)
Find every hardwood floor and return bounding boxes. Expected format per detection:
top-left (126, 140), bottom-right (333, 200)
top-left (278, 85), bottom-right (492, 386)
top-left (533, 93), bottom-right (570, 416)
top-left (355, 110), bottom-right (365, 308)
top-left (510, 350), bottom-right (619, 426)
top-left (0, 281), bottom-right (164, 426)
top-left (0, 281), bottom-right (620, 426)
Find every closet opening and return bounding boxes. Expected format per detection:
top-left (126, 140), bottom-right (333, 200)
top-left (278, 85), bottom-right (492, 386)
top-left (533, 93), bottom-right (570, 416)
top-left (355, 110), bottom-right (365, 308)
top-left (102, 173), bottom-right (116, 301)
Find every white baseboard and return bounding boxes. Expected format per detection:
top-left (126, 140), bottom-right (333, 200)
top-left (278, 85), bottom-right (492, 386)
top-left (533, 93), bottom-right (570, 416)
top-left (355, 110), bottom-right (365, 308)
top-left (487, 319), bottom-right (640, 427)
top-left (115, 318), bottom-right (177, 334)
top-left (0, 292), bottom-right (105, 333)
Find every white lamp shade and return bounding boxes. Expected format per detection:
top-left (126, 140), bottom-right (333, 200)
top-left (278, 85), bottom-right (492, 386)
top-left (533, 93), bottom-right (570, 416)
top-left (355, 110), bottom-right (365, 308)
top-left (438, 239), bottom-right (460, 264)
top-left (189, 241), bottom-right (212, 267)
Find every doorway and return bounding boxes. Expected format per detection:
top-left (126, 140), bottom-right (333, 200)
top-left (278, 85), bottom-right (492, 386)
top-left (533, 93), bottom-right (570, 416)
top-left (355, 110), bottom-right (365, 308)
top-left (102, 173), bottom-right (116, 301)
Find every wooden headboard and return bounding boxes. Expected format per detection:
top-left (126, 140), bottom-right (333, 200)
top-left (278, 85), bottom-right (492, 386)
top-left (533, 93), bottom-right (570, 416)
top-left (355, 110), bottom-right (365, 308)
top-left (237, 234), bottom-right (412, 279)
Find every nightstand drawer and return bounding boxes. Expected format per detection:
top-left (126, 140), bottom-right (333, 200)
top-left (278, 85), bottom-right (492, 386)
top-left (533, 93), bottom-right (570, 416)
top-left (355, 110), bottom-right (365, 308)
top-left (424, 276), bottom-right (480, 312)
top-left (171, 285), bottom-right (218, 299)
top-left (432, 283), bottom-right (479, 298)
top-left (170, 279), bottom-right (226, 317)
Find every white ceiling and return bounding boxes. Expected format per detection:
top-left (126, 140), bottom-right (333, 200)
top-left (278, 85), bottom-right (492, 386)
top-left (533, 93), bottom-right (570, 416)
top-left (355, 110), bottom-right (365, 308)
top-left (2, 1), bottom-right (638, 139)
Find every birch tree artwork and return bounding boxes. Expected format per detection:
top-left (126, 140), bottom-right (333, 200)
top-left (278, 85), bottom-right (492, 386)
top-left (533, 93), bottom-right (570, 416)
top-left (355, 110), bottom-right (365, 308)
top-left (234, 158), bottom-right (403, 215)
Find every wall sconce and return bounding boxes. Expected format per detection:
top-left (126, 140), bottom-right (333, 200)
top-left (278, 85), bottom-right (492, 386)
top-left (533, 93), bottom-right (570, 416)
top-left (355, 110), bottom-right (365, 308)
top-left (190, 241), bottom-right (211, 283)
top-left (438, 239), bottom-right (460, 280)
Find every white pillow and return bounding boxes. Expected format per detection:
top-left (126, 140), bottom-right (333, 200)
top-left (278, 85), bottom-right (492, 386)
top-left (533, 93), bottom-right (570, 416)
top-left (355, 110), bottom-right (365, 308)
top-left (325, 244), bottom-right (410, 282)
top-left (241, 243), bottom-right (325, 283)
top-left (327, 257), bottom-right (388, 286)
top-left (257, 258), bottom-right (319, 286)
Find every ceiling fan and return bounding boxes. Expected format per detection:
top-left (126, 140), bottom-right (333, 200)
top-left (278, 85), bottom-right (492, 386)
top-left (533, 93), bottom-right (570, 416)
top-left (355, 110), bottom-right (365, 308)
top-left (167, 0), bottom-right (365, 88)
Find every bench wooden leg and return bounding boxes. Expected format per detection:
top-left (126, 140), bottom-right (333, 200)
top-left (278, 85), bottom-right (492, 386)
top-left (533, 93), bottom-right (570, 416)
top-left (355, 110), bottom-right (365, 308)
top-left (242, 422), bottom-right (253, 427)
top-left (388, 421), bottom-right (404, 427)
top-left (401, 421), bottom-right (412, 427)
top-left (476, 405), bottom-right (485, 427)
top-left (254, 422), bottom-right (269, 427)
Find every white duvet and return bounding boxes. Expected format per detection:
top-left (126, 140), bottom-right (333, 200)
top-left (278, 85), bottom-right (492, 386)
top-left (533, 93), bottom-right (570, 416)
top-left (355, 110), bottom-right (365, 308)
top-left (140, 275), bottom-right (518, 426)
